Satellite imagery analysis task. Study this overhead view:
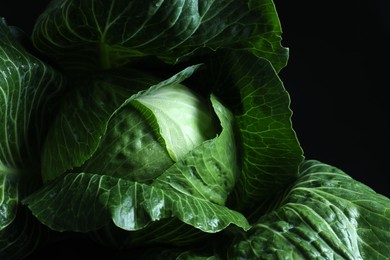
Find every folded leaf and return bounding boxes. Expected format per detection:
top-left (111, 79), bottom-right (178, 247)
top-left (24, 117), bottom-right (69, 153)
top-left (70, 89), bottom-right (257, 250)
top-left (23, 172), bottom-right (250, 245)
top-left (229, 160), bottom-right (390, 259)
top-left (199, 50), bottom-right (304, 212)
top-left (154, 95), bottom-right (238, 206)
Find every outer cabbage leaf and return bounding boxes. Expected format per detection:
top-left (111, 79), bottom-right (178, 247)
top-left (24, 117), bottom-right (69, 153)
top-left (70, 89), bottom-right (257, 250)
top-left (0, 18), bottom-right (64, 172)
top-left (229, 160), bottom-right (390, 259)
top-left (198, 50), bottom-right (304, 212)
top-left (0, 18), bottom-right (64, 259)
top-left (23, 171), bottom-right (250, 246)
top-left (0, 17), bottom-right (63, 220)
top-left (32, 0), bottom-right (287, 72)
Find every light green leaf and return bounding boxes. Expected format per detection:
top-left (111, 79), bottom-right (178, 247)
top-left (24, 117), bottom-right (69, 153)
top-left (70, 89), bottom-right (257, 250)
top-left (229, 160), bottom-right (390, 259)
top-left (32, 0), bottom-right (287, 72)
top-left (134, 84), bottom-right (218, 162)
top-left (154, 95), bottom-right (238, 206)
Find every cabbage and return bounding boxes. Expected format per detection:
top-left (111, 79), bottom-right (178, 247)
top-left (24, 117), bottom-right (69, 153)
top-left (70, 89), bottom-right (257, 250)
top-left (1, 1), bottom-right (389, 259)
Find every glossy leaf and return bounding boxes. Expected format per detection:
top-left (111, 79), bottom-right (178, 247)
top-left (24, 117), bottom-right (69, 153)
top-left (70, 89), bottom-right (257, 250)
top-left (0, 18), bottom-right (64, 170)
top-left (32, 0), bottom-right (287, 72)
top-left (24, 171), bottom-right (250, 235)
top-left (0, 17), bottom-right (64, 249)
top-left (229, 160), bottom-right (390, 259)
top-left (199, 50), bottom-right (304, 212)
top-left (0, 16), bottom-right (63, 230)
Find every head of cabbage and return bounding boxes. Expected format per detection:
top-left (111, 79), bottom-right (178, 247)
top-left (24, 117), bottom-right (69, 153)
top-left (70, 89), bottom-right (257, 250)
top-left (3, 0), bottom-right (388, 258)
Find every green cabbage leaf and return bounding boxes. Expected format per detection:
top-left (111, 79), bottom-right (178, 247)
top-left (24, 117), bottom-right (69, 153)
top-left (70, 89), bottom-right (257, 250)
top-left (229, 160), bottom-right (390, 259)
top-left (31, 0), bottom-right (287, 72)
top-left (0, 18), bottom-right (64, 259)
top-left (0, 0), bottom-right (389, 258)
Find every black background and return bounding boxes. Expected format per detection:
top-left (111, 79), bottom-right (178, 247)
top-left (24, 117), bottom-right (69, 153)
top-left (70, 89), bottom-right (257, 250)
top-left (1, 0), bottom-right (389, 258)
top-left (274, 0), bottom-right (389, 198)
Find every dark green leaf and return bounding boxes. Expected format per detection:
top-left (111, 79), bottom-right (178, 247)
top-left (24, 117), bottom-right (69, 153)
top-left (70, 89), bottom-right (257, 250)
top-left (201, 50), bottom-right (303, 212)
top-left (32, 0), bottom-right (287, 72)
top-left (229, 160), bottom-right (390, 259)
top-left (23, 172), bottom-right (250, 236)
top-left (0, 18), bottom-right (64, 237)
top-left (0, 18), bottom-right (64, 171)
